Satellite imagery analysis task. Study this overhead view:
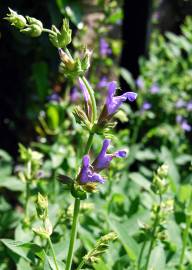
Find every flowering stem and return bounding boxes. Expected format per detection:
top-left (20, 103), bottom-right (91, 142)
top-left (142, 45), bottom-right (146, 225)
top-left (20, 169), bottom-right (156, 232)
top-left (48, 237), bottom-right (59, 270)
top-left (65, 198), bottom-right (81, 270)
top-left (65, 131), bottom-right (94, 270)
top-left (42, 28), bottom-right (55, 35)
top-left (144, 197), bottom-right (162, 270)
top-left (179, 192), bottom-right (192, 269)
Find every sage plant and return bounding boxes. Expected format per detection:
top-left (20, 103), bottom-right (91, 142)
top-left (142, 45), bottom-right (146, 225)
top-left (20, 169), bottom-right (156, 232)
top-left (5, 8), bottom-right (137, 269)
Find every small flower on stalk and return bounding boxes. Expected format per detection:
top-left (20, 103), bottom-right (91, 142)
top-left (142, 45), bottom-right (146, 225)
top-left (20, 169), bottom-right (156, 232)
top-left (92, 139), bottom-right (127, 172)
top-left (98, 81), bottom-right (137, 125)
top-left (70, 87), bottom-right (80, 102)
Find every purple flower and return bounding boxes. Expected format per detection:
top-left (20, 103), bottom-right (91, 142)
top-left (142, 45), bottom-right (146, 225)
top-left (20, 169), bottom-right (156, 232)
top-left (78, 139), bottom-right (127, 185)
top-left (47, 93), bottom-right (61, 102)
top-left (100, 38), bottom-right (111, 57)
top-left (97, 76), bottom-right (109, 88)
top-left (70, 87), bottom-right (80, 102)
top-left (175, 99), bottom-right (186, 108)
top-left (176, 115), bottom-right (183, 124)
top-left (106, 81), bottom-right (137, 116)
top-left (187, 101), bottom-right (192, 111)
top-left (136, 77), bottom-right (144, 89)
top-left (92, 139), bottom-right (127, 172)
top-left (150, 84), bottom-right (159, 94)
top-left (79, 155), bottom-right (105, 184)
top-left (141, 101), bottom-right (152, 111)
top-left (176, 116), bottom-right (191, 132)
top-left (181, 120), bottom-right (191, 132)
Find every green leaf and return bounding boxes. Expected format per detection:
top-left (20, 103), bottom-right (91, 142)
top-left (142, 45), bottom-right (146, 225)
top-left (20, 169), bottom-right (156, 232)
top-left (0, 177), bottom-right (25, 191)
top-left (108, 219), bottom-right (139, 261)
top-left (129, 172), bottom-right (151, 191)
top-left (0, 239), bottom-right (42, 263)
top-left (148, 244), bottom-right (166, 270)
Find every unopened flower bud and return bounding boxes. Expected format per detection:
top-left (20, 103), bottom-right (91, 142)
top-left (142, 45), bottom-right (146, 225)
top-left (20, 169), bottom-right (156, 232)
top-left (20, 16), bottom-right (43, 37)
top-left (58, 48), bottom-right (75, 70)
top-left (4, 8), bottom-right (27, 29)
top-left (151, 174), bottom-right (168, 195)
top-left (36, 193), bottom-right (48, 220)
top-left (157, 164), bottom-right (169, 178)
top-left (33, 218), bottom-right (52, 239)
top-left (49, 19), bottom-right (71, 48)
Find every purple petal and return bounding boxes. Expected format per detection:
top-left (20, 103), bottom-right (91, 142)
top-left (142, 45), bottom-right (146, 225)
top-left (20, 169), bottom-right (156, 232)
top-left (78, 78), bottom-right (89, 102)
top-left (136, 77), bottom-right (144, 89)
top-left (97, 76), bottom-right (109, 88)
top-left (187, 101), bottom-right (192, 111)
top-left (141, 101), bottom-right (152, 111)
top-left (126, 92), bottom-right (137, 102)
top-left (175, 99), bottom-right (186, 108)
top-left (90, 173), bottom-right (105, 184)
top-left (176, 115), bottom-right (183, 124)
top-left (115, 150), bottom-right (127, 158)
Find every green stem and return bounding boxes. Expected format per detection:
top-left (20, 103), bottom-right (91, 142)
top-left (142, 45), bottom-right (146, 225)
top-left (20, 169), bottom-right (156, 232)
top-left (48, 237), bottom-right (59, 270)
top-left (43, 28), bottom-right (55, 35)
top-left (179, 193), bottom-right (192, 269)
top-left (144, 199), bottom-right (161, 270)
top-left (76, 258), bottom-right (86, 270)
top-left (84, 133), bottom-right (94, 155)
top-left (65, 198), bottom-right (81, 270)
top-left (137, 238), bottom-right (147, 270)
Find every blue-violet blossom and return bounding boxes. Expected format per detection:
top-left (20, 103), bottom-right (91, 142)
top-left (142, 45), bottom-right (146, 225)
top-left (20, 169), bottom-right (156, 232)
top-left (106, 81), bottom-right (137, 116)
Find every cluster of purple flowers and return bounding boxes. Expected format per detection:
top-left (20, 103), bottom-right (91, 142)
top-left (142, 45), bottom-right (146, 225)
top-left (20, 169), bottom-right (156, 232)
top-left (78, 139), bottom-right (127, 185)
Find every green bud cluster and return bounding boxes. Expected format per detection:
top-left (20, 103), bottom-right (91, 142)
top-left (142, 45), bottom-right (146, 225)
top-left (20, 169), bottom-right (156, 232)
top-left (49, 19), bottom-right (72, 48)
top-left (20, 16), bottom-right (43, 37)
top-left (59, 48), bottom-right (91, 79)
top-left (4, 8), bottom-right (26, 29)
top-left (83, 232), bottom-right (117, 263)
top-left (33, 218), bottom-right (53, 239)
top-left (151, 164), bottom-right (169, 195)
top-left (5, 8), bottom-right (43, 37)
top-left (36, 193), bottom-right (48, 220)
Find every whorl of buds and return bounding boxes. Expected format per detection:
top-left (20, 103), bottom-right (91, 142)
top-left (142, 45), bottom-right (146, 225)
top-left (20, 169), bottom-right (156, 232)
top-left (49, 19), bottom-right (72, 48)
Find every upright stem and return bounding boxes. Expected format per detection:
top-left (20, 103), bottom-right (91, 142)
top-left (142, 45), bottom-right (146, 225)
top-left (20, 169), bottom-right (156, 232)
top-left (144, 198), bottom-right (161, 270)
top-left (65, 132), bottom-right (95, 270)
top-left (179, 193), bottom-right (192, 269)
top-left (65, 198), bottom-right (81, 270)
top-left (48, 237), bottom-right (59, 270)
